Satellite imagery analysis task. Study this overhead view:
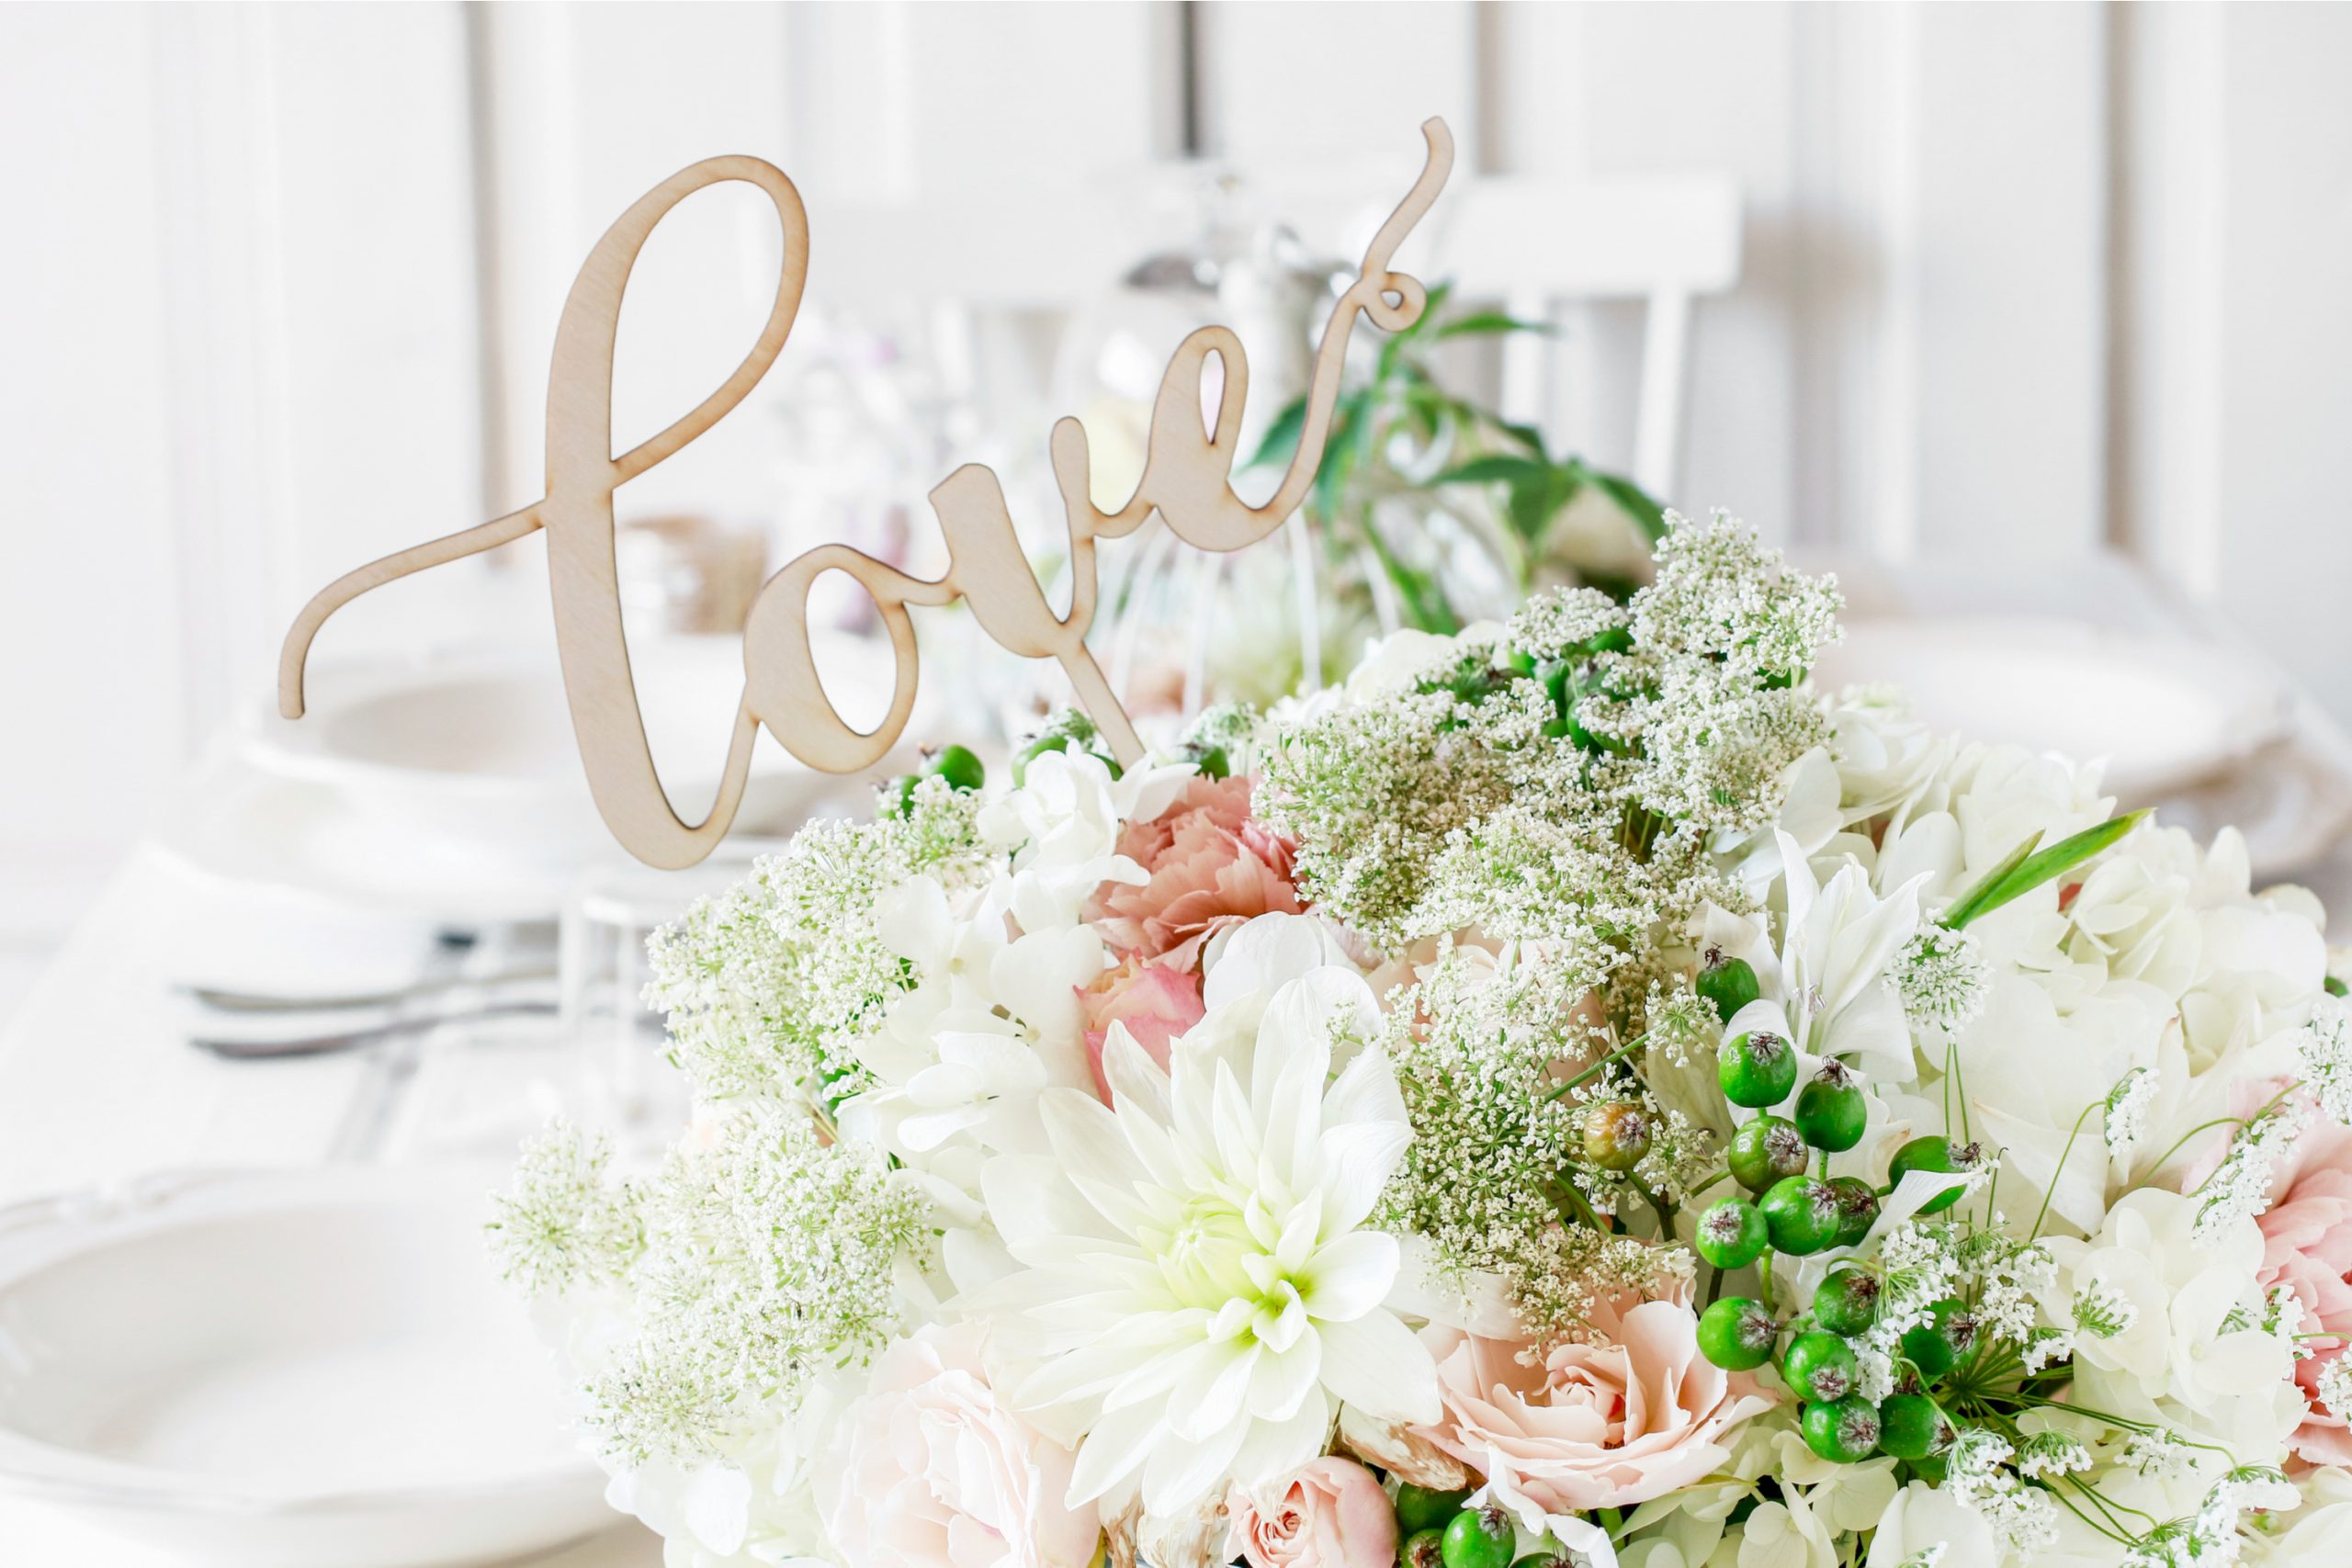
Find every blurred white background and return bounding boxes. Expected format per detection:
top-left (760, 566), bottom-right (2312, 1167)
top-left (6, 0), bottom-right (2352, 1011)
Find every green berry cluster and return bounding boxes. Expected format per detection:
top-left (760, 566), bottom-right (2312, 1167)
top-left (1392, 1489), bottom-right (1557, 1568)
top-left (1702, 1043), bottom-right (1878, 1269)
top-left (1688, 959), bottom-right (1985, 1465)
top-left (1696, 1263), bottom-right (1969, 1463)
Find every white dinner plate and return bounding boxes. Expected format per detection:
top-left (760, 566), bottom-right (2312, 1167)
top-left (1814, 616), bottom-right (2292, 801)
top-left (0, 1165), bottom-right (612, 1567)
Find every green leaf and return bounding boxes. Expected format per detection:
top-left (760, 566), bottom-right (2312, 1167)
top-left (1245, 396), bottom-right (1307, 471)
top-left (1943, 812), bottom-right (2150, 930)
top-left (1506, 468), bottom-right (1582, 549)
top-left (1430, 454), bottom-right (1552, 488)
top-left (1937, 831), bottom-right (2043, 931)
top-left (1495, 418), bottom-right (1548, 456)
top-left (1311, 389), bottom-right (1372, 523)
top-left (1590, 470), bottom-right (1669, 543)
top-left (1437, 310), bottom-right (1556, 339)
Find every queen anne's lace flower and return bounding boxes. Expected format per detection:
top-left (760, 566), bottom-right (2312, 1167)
top-left (2296, 993), bottom-right (2352, 1125)
top-left (1894, 926), bottom-right (1988, 1032)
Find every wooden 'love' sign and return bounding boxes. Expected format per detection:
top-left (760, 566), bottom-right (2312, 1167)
top-left (281, 119), bottom-right (1455, 869)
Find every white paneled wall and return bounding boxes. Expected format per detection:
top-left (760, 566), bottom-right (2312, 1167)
top-left (6, 1), bottom-right (2352, 946)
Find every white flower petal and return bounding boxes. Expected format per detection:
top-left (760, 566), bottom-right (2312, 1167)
top-left (1302, 1228), bottom-right (1400, 1324)
top-left (1317, 1309), bottom-right (1440, 1425)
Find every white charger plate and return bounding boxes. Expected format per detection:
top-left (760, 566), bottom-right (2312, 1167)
top-left (1814, 616), bottom-right (2292, 800)
top-left (243, 634), bottom-right (900, 861)
top-left (0, 1165), bottom-right (611, 1568)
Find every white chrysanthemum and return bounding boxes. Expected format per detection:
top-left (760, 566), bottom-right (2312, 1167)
top-left (969, 929), bottom-right (1436, 1515)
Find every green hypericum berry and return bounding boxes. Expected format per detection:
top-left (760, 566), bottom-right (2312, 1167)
top-left (1582, 1101), bottom-right (1653, 1170)
top-left (1900, 1299), bottom-right (1980, 1381)
top-left (1693, 1198), bottom-right (1770, 1269)
top-left (1759, 1176), bottom-right (1843, 1256)
top-left (2328, 975), bottom-right (2349, 998)
top-left (879, 773), bottom-right (922, 818)
top-left (1717, 1029), bottom-right (1798, 1110)
top-left (1696, 1296), bottom-right (1779, 1371)
top-left (1828, 1176), bottom-right (1881, 1248)
top-left (1792, 1062), bottom-right (1867, 1153)
top-left (1888, 1136), bottom-right (1983, 1214)
top-left (1439, 1506), bottom-right (1514, 1568)
top-left (1393, 1485), bottom-right (1470, 1538)
top-left (923, 743), bottom-right (986, 793)
top-left (1402, 1529), bottom-right (1448, 1568)
top-left (1728, 1115), bottom-right (1810, 1193)
top-left (1876, 1393), bottom-right (1955, 1461)
top-left (1784, 1330), bottom-right (1860, 1403)
top-left (1812, 1267), bottom-right (1882, 1337)
top-left (1694, 953), bottom-right (1761, 1024)
top-left (1801, 1394), bottom-right (1883, 1463)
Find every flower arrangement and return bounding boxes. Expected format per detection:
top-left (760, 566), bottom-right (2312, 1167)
top-left (493, 512), bottom-right (2352, 1568)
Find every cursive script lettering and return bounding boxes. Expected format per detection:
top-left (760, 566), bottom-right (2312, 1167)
top-left (280, 120), bottom-right (1454, 868)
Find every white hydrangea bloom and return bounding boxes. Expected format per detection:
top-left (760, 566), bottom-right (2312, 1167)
top-left (2039, 1190), bottom-right (2292, 1424)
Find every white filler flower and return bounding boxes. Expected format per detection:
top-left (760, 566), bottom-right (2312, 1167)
top-left (970, 934), bottom-right (1437, 1516)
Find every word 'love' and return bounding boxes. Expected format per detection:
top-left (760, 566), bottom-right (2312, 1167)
top-left (280, 120), bottom-right (1455, 868)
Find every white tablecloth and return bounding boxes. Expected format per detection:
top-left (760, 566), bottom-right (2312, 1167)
top-left (0, 847), bottom-right (664, 1564)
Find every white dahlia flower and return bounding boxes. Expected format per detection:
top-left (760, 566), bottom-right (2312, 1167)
top-left (967, 932), bottom-right (1437, 1516)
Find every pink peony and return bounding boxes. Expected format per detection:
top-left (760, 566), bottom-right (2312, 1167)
top-left (2255, 1118), bottom-right (2352, 1465)
top-left (1224, 1458), bottom-right (1398, 1568)
top-left (1085, 775), bottom-right (1301, 969)
top-left (819, 1325), bottom-right (1101, 1568)
top-left (1413, 1292), bottom-right (1774, 1516)
top-left (1075, 956), bottom-right (1205, 1101)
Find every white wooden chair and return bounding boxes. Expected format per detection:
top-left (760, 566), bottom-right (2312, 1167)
top-left (1419, 173), bottom-right (1743, 499)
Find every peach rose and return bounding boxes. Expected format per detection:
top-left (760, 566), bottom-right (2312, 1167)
top-left (820, 1325), bottom-right (1100, 1568)
top-left (1076, 956), bottom-right (1205, 1101)
top-left (1085, 775), bottom-right (1301, 969)
top-left (2256, 1118), bottom-right (2352, 1465)
top-left (1414, 1292), bottom-right (1773, 1517)
top-left (1225, 1457), bottom-right (1398, 1568)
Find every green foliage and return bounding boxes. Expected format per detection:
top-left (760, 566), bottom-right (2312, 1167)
top-left (1244, 280), bottom-right (1666, 634)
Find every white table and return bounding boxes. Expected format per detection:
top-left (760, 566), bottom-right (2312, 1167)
top-left (0, 848), bottom-right (667, 1564)
top-left (6, 550), bottom-right (2348, 1563)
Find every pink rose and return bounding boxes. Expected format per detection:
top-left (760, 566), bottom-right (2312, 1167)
top-left (1086, 775), bottom-right (1301, 969)
top-left (1224, 1457), bottom-right (1398, 1568)
top-left (1414, 1292), bottom-right (1774, 1516)
top-left (1076, 956), bottom-right (1205, 1101)
top-left (2255, 1119), bottom-right (2352, 1465)
top-left (820, 1325), bottom-right (1100, 1568)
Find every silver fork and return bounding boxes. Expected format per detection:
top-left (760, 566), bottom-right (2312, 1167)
top-left (189, 997), bottom-right (558, 1059)
top-left (184, 965), bottom-right (557, 1013)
